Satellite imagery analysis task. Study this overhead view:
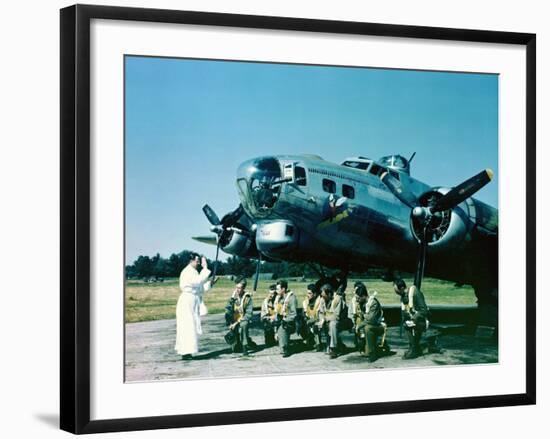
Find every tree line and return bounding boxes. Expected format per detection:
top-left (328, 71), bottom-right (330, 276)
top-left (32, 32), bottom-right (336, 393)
top-left (125, 250), bottom-right (391, 281)
top-left (125, 250), bottom-right (320, 280)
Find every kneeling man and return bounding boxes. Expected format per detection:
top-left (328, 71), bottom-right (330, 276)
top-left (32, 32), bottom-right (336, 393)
top-left (225, 278), bottom-right (257, 356)
top-left (274, 280), bottom-right (297, 358)
top-left (356, 286), bottom-right (388, 362)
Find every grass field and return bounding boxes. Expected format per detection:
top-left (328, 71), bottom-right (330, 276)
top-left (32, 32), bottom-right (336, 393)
top-left (125, 277), bottom-right (476, 323)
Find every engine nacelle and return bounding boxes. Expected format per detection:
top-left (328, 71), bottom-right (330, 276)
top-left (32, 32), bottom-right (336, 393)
top-left (410, 188), bottom-right (475, 251)
top-left (220, 229), bottom-right (255, 257)
top-left (255, 220), bottom-right (299, 258)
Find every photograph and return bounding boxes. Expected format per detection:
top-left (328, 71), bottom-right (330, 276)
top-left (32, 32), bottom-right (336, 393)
top-left (123, 55), bottom-right (499, 383)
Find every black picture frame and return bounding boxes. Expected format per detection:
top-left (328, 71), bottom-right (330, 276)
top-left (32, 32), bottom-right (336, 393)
top-left (60, 4), bottom-right (536, 434)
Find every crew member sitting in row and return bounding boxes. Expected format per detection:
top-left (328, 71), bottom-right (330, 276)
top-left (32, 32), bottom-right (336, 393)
top-left (320, 284), bottom-right (343, 359)
top-left (393, 279), bottom-right (441, 359)
top-left (350, 281), bottom-right (368, 353)
top-left (300, 284), bottom-right (324, 350)
top-left (224, 278), bottom-right (257, 356)
top-left (354, 282), bottom-right (390, 362)
top-left (272, 280), bottom-right (297, 358)
top-left (260, 284), bottom-right (277, 346)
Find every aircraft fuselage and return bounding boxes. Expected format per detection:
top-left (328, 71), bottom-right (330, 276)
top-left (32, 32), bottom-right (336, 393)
top-left (234, 154), bottom-right (497, 292)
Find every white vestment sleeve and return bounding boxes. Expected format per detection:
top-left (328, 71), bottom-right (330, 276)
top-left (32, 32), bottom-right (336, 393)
top-left (179, 266), bottom-right (212, 292)
top-left (198, 267), bottom-right (211, 284)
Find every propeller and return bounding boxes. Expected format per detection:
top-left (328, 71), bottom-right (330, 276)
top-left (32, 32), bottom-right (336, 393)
top-left (380, 168), bottom-right (493, 289)
top-left (201, 204), bottom-right (246, 285)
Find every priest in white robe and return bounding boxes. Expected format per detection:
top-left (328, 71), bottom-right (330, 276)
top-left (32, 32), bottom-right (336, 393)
top-left (174, 253), bottom-right (212, 359)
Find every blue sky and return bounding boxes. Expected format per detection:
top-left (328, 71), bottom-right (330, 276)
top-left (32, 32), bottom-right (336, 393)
top-left (125, 56), bottom-right (498, 264)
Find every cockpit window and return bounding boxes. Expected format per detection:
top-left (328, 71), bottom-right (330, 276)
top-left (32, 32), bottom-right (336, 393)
top-left (294, 166), bottom-right (307, 186)
top-left (342, 160), bottom-right (370, 170)
top-left (369, 164), bottom-right (383, 176)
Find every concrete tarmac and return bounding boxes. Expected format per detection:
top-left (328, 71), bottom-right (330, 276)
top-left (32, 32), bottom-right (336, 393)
top-left (125, 313), bottom-right (498, 383)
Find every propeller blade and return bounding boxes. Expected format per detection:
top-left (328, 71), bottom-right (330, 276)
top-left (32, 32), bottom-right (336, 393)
top-left (202, 204), bottom-right (221, 226)
top-left (211, 239), bottom-right (221, 285)
top-left (191, 235), bottom-right (218, 246)
top-left (413, 225), bottom-right (428, 290)
top-left (253, 253), bottom-right (262, 293)
top-left (220, 204), bottom-right (244, 228)
top-left (380, 171), bottom-right (418, 209)
top-left (432, 169), bottom-right (493, 212)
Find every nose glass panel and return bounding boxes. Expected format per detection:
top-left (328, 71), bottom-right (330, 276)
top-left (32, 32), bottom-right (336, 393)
top-left (237, 157), bottom-right (282, 212)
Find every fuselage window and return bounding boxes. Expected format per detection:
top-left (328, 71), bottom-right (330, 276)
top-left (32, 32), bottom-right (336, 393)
top-left (342, 184), bottom-right (355, 199)
top-left (294, 166), bottom-right (307, 186)
top-left (322, 178), bottom-right (336, 194)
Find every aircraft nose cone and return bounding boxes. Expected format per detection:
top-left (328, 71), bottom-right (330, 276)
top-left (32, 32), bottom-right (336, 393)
top-left (237, 156), bottom-right (281, 181)
top-left (236, 156), bottom-right (282, 213)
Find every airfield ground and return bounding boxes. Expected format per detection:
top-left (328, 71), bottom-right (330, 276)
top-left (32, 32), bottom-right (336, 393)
top-left (125, 277), bottom-right (494, 382)
top-left (125, 312), bottom-right (497, 383)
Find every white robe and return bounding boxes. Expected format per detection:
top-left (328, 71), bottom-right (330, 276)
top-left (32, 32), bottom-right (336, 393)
top-left (174, 264), bottom-right (211, 355)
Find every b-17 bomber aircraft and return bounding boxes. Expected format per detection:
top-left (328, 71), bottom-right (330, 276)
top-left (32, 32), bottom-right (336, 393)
top-left (193, 153), bottom-right (498, 321)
